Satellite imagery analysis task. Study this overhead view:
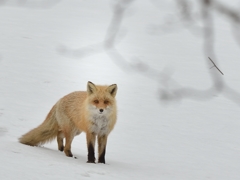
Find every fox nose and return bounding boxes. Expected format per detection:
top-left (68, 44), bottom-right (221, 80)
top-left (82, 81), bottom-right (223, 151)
top-left (99, 109), bottom-right (104, 113)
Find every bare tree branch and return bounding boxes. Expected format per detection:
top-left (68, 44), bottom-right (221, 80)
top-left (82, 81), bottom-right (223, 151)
top-left (208, 57), bottom-right (224, 75)
top-left (57, 0), bottom-right (240, 106)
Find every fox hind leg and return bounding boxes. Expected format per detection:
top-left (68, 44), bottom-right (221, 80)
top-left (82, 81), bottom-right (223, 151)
top-left (57, 127), bottom-right (75, 157)
top-left (57, 131), bottom-right (64, 152)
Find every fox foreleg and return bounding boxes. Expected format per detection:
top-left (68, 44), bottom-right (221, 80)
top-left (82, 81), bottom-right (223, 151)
top-left (86, 132), bottom-right (96, 163)
top-left (98, 135), bottom-right (107, 164)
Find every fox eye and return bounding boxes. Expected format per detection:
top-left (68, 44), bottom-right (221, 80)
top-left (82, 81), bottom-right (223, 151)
top-left (104, 100), bottom-right (109, 104)
top-left (94, 100), bottom-right (99, 104)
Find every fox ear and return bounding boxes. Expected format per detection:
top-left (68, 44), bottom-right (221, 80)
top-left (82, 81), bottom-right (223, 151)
top-left (87, 81), bottom-right (97, 95)
top-left (107, 84), bottom-right (117, 97)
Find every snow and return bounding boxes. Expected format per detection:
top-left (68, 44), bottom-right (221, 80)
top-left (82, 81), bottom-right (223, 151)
top-left (0, 0), bottom-right (240, 179)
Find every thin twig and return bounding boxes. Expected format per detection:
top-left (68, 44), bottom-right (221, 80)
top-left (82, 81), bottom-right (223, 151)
top-left (208, 57), bottom-right (224, 75)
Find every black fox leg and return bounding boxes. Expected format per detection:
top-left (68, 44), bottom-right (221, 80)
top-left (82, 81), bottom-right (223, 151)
top-left (98, 135), bottom-right (107, 164)
top-left (86, 132), bottom-right (96, 163)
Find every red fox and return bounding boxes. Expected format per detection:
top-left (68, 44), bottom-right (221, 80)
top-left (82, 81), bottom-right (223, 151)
top-left (19, 81), bottom-right (117, 164)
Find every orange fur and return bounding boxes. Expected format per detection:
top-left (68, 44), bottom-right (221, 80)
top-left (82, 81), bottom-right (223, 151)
top-left (19, 81), bottom-right (117, 163)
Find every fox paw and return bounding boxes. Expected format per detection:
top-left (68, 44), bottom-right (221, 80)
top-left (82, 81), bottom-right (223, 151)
top-left (98, 160), bottom-right (105, 164)
top-left (87, 160), bottom-right (96, 163)
top-left (58, 146), bottom-right (64, 152)
top-left (64, 150), bottom-right (73, 157)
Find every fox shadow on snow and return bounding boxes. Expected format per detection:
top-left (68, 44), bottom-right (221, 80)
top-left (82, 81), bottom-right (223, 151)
top-left (23, 144), bottom-right (87, 163)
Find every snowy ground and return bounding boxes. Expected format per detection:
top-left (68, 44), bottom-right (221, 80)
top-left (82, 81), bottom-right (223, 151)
top-left (0, 0), bottom-right (240, 179)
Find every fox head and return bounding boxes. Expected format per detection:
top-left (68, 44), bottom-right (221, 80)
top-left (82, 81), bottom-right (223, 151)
top-left (86, 81), bottom-right (117, 116)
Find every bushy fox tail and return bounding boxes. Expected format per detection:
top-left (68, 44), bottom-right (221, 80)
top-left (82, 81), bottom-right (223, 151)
top-left (19, 105), bottom-right (59, 146)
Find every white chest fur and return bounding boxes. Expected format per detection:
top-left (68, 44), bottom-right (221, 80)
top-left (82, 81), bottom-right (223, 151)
top-left (89, 114), bottom-right (110, 136)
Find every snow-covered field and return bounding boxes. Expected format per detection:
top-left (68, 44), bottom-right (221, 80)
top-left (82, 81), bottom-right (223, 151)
top-left (0, 0), bottom-right (240, 179)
